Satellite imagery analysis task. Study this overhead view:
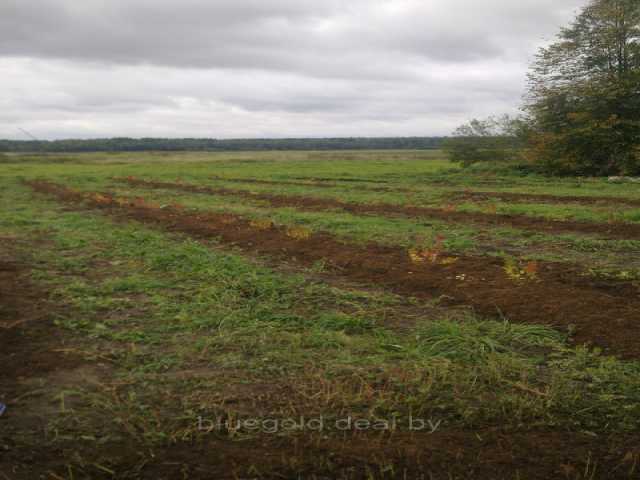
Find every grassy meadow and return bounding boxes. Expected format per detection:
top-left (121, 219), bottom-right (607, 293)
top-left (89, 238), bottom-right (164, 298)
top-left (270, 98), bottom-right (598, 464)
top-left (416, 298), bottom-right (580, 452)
top-left (1, 150), bottom-right (640, 479)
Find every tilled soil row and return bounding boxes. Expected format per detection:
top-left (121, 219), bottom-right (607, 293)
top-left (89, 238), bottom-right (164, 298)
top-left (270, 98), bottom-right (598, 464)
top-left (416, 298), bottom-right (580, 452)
top-left (88, 430), bottom-right (640, 480)
top-left (212, 176), bottom-right (640, 208)
top-left (121, 177), bottom-right (640, 240)
top-left (211, 176), bottom-right (404, 191)
top-left (452, 190), bottom-right (640, 208)
top-left (29, 180), bottom-right (640, 358)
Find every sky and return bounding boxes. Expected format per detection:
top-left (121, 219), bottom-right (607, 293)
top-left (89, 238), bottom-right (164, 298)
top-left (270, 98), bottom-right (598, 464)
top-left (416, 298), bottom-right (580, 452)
top-left (0, 0), bottom-right (587, 140)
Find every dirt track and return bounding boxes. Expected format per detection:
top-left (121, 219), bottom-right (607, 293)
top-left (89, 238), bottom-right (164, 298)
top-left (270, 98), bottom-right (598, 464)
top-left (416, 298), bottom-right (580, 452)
top-left (121, 177), bottom-right (640, 240)
top-left (29, 180), bottom-right (640, 358)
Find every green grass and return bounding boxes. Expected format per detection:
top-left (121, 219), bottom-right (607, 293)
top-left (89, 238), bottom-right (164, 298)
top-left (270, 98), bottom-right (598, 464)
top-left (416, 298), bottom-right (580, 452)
top-left (4, 178), bottom-right (640, 431)
top-left (3, 150), bottom-right (640, 477)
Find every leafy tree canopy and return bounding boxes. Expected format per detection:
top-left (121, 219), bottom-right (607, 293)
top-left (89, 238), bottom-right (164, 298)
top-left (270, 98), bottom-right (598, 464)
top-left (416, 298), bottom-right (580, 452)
top-left (446, 0), bottom-right (640, 176)
top-left (525, 0), bottom-right (640, 175)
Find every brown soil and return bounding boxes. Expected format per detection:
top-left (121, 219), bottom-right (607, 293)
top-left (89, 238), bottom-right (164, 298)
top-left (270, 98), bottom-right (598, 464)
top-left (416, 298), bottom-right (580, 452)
top-left (213, 176), bottom-right (347, 187)
top-left (213, 177), bottom-right (640, 208)
top-left (0, 240), bottom-right (89, 478)
top-left (28, 181), bottom-right (640, 359)
top-left (212, 175), bottom-right (407, 191)
top-left (32, 430), bottom-right (639, 479)
top-left (124, 177), bottom-right (640, 240)
top-left (289, 176), bottom-right (391, 184)
top-left (0, 243), bottom-right (79, 387)
top-left (453, 190), bottom-right (640, 208)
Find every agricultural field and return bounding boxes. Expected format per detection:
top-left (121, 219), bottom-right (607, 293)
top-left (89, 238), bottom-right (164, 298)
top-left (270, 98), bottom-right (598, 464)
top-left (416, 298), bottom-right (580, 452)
top-left (2, 150), bottom-right (640, 479)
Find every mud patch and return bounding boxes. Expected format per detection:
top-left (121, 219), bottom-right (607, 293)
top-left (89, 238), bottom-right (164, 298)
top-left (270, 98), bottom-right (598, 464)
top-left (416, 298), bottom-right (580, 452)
top-left (28, 181), bottom-right (640, 359)
top-left (124, 177), bottom-right (640, 240)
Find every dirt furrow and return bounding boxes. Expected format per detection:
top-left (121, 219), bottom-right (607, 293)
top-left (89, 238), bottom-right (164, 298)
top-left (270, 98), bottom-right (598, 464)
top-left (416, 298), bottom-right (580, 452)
top-left (212, 176), bottom-right (640, 208)
top-left (452, 190), bottom-right (640, 208)
top-left (120, 177), bottom-right (640, 240)
top-left (101, 430), bottom-right (640, 480)
top-left (210, 176), bottom-right (402, 191)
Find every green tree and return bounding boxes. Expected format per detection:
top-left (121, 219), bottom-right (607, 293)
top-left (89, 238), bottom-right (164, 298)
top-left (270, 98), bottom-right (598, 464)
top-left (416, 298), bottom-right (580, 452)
top-left (443, 115), bottom-right (525, 167)
top-left (525, 0), bottom-right (640, 175)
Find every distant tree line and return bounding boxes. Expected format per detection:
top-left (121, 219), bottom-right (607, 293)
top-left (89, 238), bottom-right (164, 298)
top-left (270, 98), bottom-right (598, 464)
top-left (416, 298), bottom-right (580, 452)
top-left (0, 137), bottom-right (445, 153)
top-left (445, 0), bottom-right (640, 176)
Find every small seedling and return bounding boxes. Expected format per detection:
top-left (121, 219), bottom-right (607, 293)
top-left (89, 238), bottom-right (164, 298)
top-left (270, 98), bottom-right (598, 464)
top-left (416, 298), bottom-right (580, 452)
top-left (249, 219), bottom-right (274, 230)
top-left (92, 193), bottom-right (112, 205)
top-left (409, 235), bottom-right (457, 265)
top-left (443, 203), bottom-right (457, 213)
top-left (503, 256), bottom-right (539, 282)
top-left (484, 203), bottom-right (498, 215)
top-left (287, 226), bottom-right (312, 240)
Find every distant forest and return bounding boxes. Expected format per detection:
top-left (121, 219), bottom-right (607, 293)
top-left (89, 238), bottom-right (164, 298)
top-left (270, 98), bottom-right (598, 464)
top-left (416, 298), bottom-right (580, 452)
top-left (0, 137), bottom-right (445, 153)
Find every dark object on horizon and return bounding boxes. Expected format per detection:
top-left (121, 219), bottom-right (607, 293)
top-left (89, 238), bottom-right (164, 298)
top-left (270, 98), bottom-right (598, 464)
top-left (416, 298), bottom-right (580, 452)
top-left (0, 137), bottom-right (445, 153)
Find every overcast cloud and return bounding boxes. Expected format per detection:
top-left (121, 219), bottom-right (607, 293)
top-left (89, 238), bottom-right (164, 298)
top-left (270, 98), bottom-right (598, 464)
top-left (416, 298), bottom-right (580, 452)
top-left (0, 0), bottom-right (587, 139)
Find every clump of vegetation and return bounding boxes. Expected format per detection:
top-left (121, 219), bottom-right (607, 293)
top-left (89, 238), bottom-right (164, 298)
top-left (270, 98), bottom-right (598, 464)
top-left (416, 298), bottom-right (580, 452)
top-left (503, 256), bottom-right (539, 282)
top-left (408, 235), bottom-right (458, 265)
top-left (442, 202), bottom-right (458, 213)
top-left (286, 226), bottom-right (312, 240)
top-left (415, 318), bottom-right (564, 361)
top-left (442, 115), bottom-right (525, 168)
top-left (91, 193), bottom-right (112, 205)
top-left (249, 218), bottom-right (274, 230)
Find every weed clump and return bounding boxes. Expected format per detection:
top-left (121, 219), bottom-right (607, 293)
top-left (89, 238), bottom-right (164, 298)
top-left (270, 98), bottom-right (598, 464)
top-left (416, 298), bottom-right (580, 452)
top-left (503, 256), bottom-right (539, 282)
top-left (287, 226), bottom-right (312, 240)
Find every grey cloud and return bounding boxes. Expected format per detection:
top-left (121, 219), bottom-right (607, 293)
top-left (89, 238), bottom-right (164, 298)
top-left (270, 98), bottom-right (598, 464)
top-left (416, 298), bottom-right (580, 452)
top-left (0, 1), bottom-right (588, 140)
top-left (0, 0), bottom-right (585, 73)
